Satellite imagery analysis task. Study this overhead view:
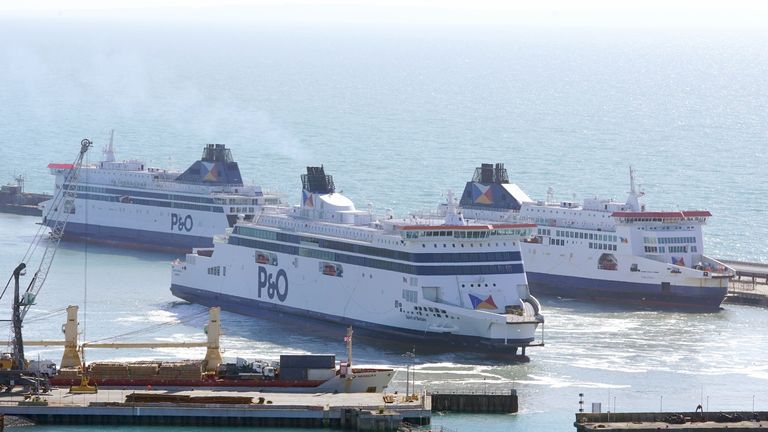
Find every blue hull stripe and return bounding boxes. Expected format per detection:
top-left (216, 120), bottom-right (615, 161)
top-left (170, 284), bottom-right (535, 353)
top-left (527, 272), bottom-right (726, 310)
top-left (58, 221), bottom-right (212, 252)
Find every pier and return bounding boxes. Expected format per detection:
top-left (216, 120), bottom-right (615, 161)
top-left (575, 411), bottom-right (768, 431)
top-left (721, 260), bottom-right (768, 307)
top-left (0, 388), bottom-right (431, 430)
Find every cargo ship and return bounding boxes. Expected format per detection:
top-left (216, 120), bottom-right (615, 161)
top-left (0, 175), bottom-right (50, 216)
top-left (49, 354), bottom-right (394, 393)
top-left (35, 308), bottom-right (393, 393)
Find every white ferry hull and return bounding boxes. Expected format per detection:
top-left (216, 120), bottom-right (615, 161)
top-left (172, 245), bottom-right (541, 355)
top-left (43, 144), bottom-right (270, 253)
top-left (455, 164), bottom-right (732, 311)
top-left (521, 243), bottom-right (728, 310)
top-left (42, 199), bottom-right (227, 252)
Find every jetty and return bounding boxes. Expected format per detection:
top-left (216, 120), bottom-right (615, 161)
top-left (722, 259), bottom-right (768, 306)
top-left (575, 411), bottom-right (768, 431)
top-left (0, 388), bottom-right (430, 430)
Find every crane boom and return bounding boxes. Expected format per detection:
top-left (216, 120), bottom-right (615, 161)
top-left (1, 139), bottom-right (92, 387)
top-left (20, 139), bottom-right (91, 320)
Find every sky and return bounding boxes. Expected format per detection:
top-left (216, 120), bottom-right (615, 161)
top-left (1, 0), bottom-right (767, 29)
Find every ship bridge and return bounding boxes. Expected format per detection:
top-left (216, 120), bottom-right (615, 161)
top-left (612, 211), bottom-right (711, 224)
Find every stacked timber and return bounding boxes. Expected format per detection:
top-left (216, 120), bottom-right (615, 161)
top-left (127, 361), bottom-right (159, 379)
top-left (157, 360), bottom-right (202, 381)
top-left (89, 362), bottom-right (130, 380)
top-left (56, 368), bottom-right (81, 379)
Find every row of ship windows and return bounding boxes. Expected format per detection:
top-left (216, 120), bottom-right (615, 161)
top-left (65, 183), bottom-right (228, 204)
top-left (65, 183), bottom-right (263, 206)
top-left (531, 208), bottom-right (608, 217)
top-left (207, 266), bottom-right (226, 276)
top-left (229, 236), bottom-right (525, 276)
top-left (72, 192), bottom-right (225, 213)
top-left (297, 246), bottom-right (519, 264)
top-left (233, 227), bottom-right (521, 263)
top-left (403, 228), bottom-right (530, 240)
top-left (555, 229), bottom-right (617, 242)
top-left (643, 236), bottom-right (696, 245)
top-left (421, 242), bottom-right (512, 249)
top-left (644, 245), bottom-right (697, 253)
top-left (589, 243), bottom-right (618, 251)
top-left (640, 226), bottom-right (695, 231)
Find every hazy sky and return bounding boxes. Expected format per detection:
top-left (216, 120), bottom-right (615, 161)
top-left (2, 0), bottom-right (768, 29)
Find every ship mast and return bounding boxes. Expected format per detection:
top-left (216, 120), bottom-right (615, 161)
top-left (625, 166), bottom-right (643, 212)
top-left (104, 129), bottom-right (116, 163)
top-left (345, 326), bottom-right (353, 368)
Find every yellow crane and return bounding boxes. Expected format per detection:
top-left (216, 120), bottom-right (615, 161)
top-left (25, 306), bottom-right (223, 372)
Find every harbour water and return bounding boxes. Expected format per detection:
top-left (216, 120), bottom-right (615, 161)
top-left (1, 15), bottom-right (767, 432)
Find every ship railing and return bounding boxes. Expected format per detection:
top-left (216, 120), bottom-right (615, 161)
top-left (408, 209), bottom-right (444, 220)
top-left (698, 255), bottom-right (735, 277)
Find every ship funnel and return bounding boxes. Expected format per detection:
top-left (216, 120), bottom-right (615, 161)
top-left (301, 166), bottom-right (335, 194)
top-left (472, 162), bottom-right (509, 184)
top-left (202, 144), bottom-right (234, 163)
top-left (175, 144), bottom-right (243, 186)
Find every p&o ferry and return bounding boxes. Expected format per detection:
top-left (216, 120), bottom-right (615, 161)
top-left (41, 137), bottom-right (279, 252)
top-left (171, 166), bottom-right (544, 356)
top-left (453, 163), bottom-right (732, 310)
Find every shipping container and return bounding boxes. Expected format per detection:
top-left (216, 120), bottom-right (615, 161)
top-left (279, 367), bottom-right (309, 381)
top-left (307, 368), bottom-right (336, 381)
top-left (279, 354), bottom-right (335, 369)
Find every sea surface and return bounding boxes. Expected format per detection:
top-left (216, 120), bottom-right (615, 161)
top-left (0, 17), bottom-right (767, 432)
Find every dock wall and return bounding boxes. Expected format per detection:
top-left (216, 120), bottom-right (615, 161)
top-left (575, 411), bottom-right (768, 432)
top-left (431, 390), bottom-right (518, 413)
top-left (1, 403), bottom-right (430, 430)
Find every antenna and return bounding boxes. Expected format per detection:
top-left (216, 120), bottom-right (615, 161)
top-left (14, 174), bottom-right (24, 193)
top-left (625, 166), bottom-right (643, 211)
top-left (103, 129), bottom-right (116, 163)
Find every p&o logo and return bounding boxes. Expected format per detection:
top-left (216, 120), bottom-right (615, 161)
top-left (258, 267), bottom-right (288, 302)
top-left (171, 213), bottom-right (194, 232)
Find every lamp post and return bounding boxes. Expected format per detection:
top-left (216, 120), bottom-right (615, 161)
top-left (402, 347), bottom-right (416, 401)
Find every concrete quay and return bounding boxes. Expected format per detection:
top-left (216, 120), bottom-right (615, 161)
top-left (0, 388), bottom-right (431, 430)
top-left (575, 411), bottom-right (768, 431)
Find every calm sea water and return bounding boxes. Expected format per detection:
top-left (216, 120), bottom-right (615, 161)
top-left (0, 17), bottom-right (767, 432)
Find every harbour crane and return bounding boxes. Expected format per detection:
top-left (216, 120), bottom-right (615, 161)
top-left (0, 139), bottom-right (91, 391)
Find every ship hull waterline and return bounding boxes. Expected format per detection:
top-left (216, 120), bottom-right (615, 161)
top-left (171, 284), bottom-right (540, 358)
top-left (527, 272), bottom-right (727, 311)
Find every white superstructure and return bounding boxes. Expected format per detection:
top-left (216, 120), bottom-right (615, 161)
top-left (40, 139), bottom-right (279, 251)
top-left (172, 166), bottom-right (544, 355)
top-left (454, 163), bottom-right (732, 310)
